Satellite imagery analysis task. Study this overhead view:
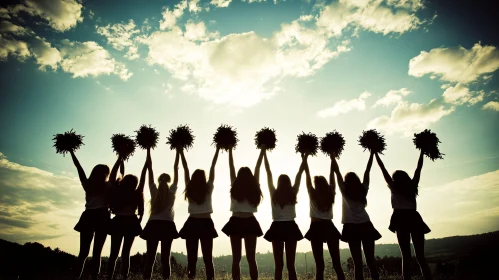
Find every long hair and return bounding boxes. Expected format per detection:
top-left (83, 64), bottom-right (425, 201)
top-left (184, 169), bottom-right (209, 204)
top-left (392, 170), bottom-right (418, 198)
top-left (231, 167), bottom-right (263, 207)
top-left (310, 176), bottom-right (334, 212)
top-left (86, 164), bottom-right (110, 194)
top-left (110, 174), bottom-right (144, 215)
top-left (150, 173), bottom-right (171, 215)
top-left (343, 172), bottom-right (367, 206)
top-left (272, 175), bottom-right (297, 208)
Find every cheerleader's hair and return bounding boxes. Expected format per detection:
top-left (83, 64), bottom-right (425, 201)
top-left (184, 169), bottom-right (208, 204)
top-left (311, 176), bottom-right (334, 212)
top-left (392, 170), bottom-right (418, 198)
top-left (150, 173), bottom-right (171, 215)
top-left (344, 172), bottom-right (367, 206)
top-left (111, 174), bottom-right (143, 216)
top-left (231, 167), bottom-right (263, 207)
top-left (272, 175), bottom-right (297, 208)
top-left (87, 164), bottom-right (110, 194)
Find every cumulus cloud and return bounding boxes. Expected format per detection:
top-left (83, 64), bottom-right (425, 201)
top-left (211, 0), bottom-right (232, 7)
top-left (8, 0), bottom-right (83, 32)
top-left (373, 88), bottom-right (411, 107)
top-left (30, 36), bottom-right (62, 70)
top-left (0, 20), bottom-right (30, 35)
top-left (59, 40), bottom-right (132, 80)
top-left (0, 35), bottom-right (30, 61)
top-left (160, 0), bottom-right (189, 30)
top-left (368, 99), bottom-right (455, 136)
top-left (0, 8), bottom-right (10, 19)
top-left (318, 91), bottom-right (371, 117)
top-left (96, 20), bottom-right (140, 60)
top-left (482, 101), bottom-right (499, 111)
top-left (409, 42), bottom-right (499, 84)
top-left (184, 20), bottom-right (219, 41)
top-left (442, 83), bottom-right (484, 105)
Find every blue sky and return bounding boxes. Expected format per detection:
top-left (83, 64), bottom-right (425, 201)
top-left (0, 0), bottom-right (498, 256)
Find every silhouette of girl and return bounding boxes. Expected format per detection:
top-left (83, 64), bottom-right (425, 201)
top-left (106, 154), bottom-right (147, 280)
top-left (141, 149), bottom-right (180, 280)
top-left (71, 151), bottom-right (121, 280)
top-left (375, 151), bottom-right (432, 280)
top-left (332, 153), bottom-right (381, 280)
top-left (221, 148), bottom-right (265, 280)
top-left (262, 149), bottom-right (306, 280)
top-left (303, 156), bottom-right (345, 280)
top-left (178, 147), bottom-right (220, 280)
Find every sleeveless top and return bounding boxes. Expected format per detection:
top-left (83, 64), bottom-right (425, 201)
top-left (148, 182), bottom-right (177, 221)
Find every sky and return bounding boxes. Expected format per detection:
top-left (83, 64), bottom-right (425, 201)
top-left (0, 0), bottom-right (498, 257)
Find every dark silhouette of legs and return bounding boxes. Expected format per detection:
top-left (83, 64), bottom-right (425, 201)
top-left (143, 239), bottom-right (159, 280)
top-left (244, 235), bottom-right (258, 280)
top-left (90, 231), bottom-right (107, 280)
top-left (285, 241), bottom-right (298, 280)
top-left (327, 237), bottom-right (345, 280)
top-left (200, 238), bottom-right (215, 280)
top-left (348, 239), bottom-right (364, 280)
top-left (230, 236), bottom-right (242, 280)
top-left (120, 235), bottom-right (135, 280)
top-left (186, 238), bottom-right (199, 279)
top-left (412, 233), bottom-right (432, 280)
top-left (311, 240), bottom-right (325, 280)
top-left (75, 231), bottom-right (93, 279)
top-left (161, 239), bottom-right (174, 280)
top-left (107, 234), bottom-right (123, 280)
top-left (272, 241), bottom-right (285, 280)
top-left (396, 231), bottom-right (412, 280)
top-left (362, 239), bottom-right (379, 280)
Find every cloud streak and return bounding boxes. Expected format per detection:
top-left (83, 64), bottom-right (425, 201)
top-left (318, 91), bottom-right (371, 117)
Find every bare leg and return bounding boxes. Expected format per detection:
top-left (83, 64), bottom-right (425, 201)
top-left (107, 235), bottom-right (123, 280)
top-left (143, 239), bottom-right (159, 280)
top-left (200, 238), bottom-right (215, 280)
top-left (90, 230), bottom-right (108, 280)
top-left (285, 241), bottom-right (298, 280)
top-left (327, 237), bottom-right (346, 280)
top-left (161, 239), bottom-right (174, 280)
top-left (412, 233), bottom-right (432, 280)
top-left (186, 238), bottom-right (199, 279)
top-left (75, 231), bottom-right (93, 279)
top-left (120, 235), bottom-right (136, 280)
top-left (311, 240), bottom-right (325, 280)
top-left (396, 231), bottom-right (412, 280)
top-left (230, 236), bottom-right (242, 280)
top-left (272, 241), bottom-right (284, 280)
top-left (244, 235), bottom-right (259, 280)
top-left (362, 239), bottom-right (379, 280)
top-left (348, 239), bottom-right (364, 280)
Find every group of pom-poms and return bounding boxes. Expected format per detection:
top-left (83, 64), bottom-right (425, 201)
top-left (53, 126), bottom-right (444, 161)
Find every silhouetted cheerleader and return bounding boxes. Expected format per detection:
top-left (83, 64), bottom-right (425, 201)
top-left (332, 153), bottom-right (381, 280)
top-left (178, 147), bottom-right (220, 280)
top-left (141, 149), bottom-right (180, 280)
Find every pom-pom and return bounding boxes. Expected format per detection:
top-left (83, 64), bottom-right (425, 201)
top-left (413, 129), bottom-right (444, 161)
top-left (213, 124), bottom-right (239, 151)
top-left (358, 129), bottom-right (386, 154)
top-left (111, 134), bottom-right (136, 161)
top-left (167, 125), bottom-right (195, 150)
top-left (295, 132), bottom-right (319, 156)
top-left (320, 131), bottom-right (345, 158)
top-left (53, 129), bottom-right (84, 155)
top-left (135, 125), bottom-right (159, 150)
top-left (254, 127), bottom-right (277, 150)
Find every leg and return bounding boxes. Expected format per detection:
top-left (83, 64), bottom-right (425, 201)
top-left (244, 235), bottom-right (259, 280)
top-left (90, 230), bottom-right (108, 280)
top-left (74, 231), bottom-right (93, 279)
top-left (348, 239), bottom-right (365, 280)
top-left (272, 241), bottom-right (285, 280)
top-left (230, 236), bottom-right (242, 280)
top-left (362, 239), bottom-right (379, 280)
top-left (120, 235), bottom-right (136, 280)
top-left (311, 240), bottom-right (325, 280)
top-left (327, 237), bottom-right (345, 280)
top-left (107, 235), bottom-right (123, 280)
top-left (143, 239), bottom-right (159, 280)
top-left (161, 239), bottom-right (174, 280)
top-left (284, 241), bottom-right (298, 280)
top-left (412, 233), bottom-right (432, 280)
top-left (200, 238), bottom-right (215, 280)
top-left (186, 238), bottom-right (199, 279)
top-left (396, 231), bottom-right (412, 280)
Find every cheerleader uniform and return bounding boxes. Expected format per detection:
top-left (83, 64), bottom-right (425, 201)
top-left (222, 199), bottom-right (263, 237)
top-left (304, 199), bottom-right (341, 242)
top-left (108, 193), bottom-right (142, 237)
top-left (74, 182), bottom-right (111, 233)
top-left (263, 182), bottom-right (303, 242)
top-left (140, 182), bottom-right (179, 241)
top-left (178, 181), bottom-right (218, 239)
top-left (388, 188), bottom-right (430, 234)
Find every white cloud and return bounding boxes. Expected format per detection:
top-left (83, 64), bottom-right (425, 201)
top-left (0, 20), bottom-right (29, 35)
top-left (368, 99), bottom-right (455, 136)
top-left (0, 35), bottom-right (30, 61)
top-left (59, 40), bottom-right (132, 80)
top-left (373, 88), bottom-right (411, 107)
top-left (8, 0), bottom-right (83, 32)
top-left (318, 91), bottom-right (371, 118)
top-left (442, 83), bottom-right (484, 105)
top-left (0, 8), bottom-right (10, 19)
top-left (184, 20), bottom-right (219, 41)
top-left (30, 36), bottom-right (62, 70)
top-left (409, 42), bottom-right (499, 84)
top-left (96, 20), bottom-right (140, 60)
top-left (159, 0), bottom-right (188, 30)
top-left (210, 0), bottom-right (232, 7)
top-left (482, 101), bottom-right (499, 111)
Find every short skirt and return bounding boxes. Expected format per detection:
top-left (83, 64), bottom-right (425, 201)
top-left (74, 208), bottom-right (110, 233)
top-left (264, 221), bottom-right (303, 242)
top-left (140, 220), bottom-right (179, 241)
top-left (108, 215), bottom-right (142, 236)
top-left (389, 209), bottom-right (431, 234)
top-left (222, 216), bottom-right (263, 237)
top-left (179, 217), bottom-right (218, 239)
top-left (304, 219), bottom-right (341, 242)
top-left (341, 221), bottom-right (382, 242)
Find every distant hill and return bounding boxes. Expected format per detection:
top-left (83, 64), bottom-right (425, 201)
top-left (1, 231), bottom-right (498, 279)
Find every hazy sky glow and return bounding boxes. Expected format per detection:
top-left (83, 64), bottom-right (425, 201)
top-left (0, 0), bottom-right (498, 257)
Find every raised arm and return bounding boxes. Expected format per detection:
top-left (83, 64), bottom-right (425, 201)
top-left (110, 155), bottom-right (122, 185)
top-left (137, 155), bottom-right (148, 194)
top-left (254, 149), bottom-right (265, 184)
top-left (172, 150), bottom-right (180, 187)
top-left (179, 149), bottom-right (190, 186)
top-left (69, 151), bottom-right (87, 186)
top-left (263, 151), bottom-right (275, 194)
top-left (331, 157), bottom-right (345, 193)
top-left (208, 147), bottom-right (220, 183)
top-left (229, 148), bottom-right (236, 184)
top-left (293, 154), bottom-right (307, 192)
top-left (412, 150), bottom-right (424, 186)
top-left (363, 152), bottom-right (374, 187)
top-left (147, 149), bottom-right (154, 188)
top-left (375, 153), bottom-right (393, 186)
top-left (304, 157), bottom-right (313, 193)
top-left (120, 160), bottom-right (125, 178)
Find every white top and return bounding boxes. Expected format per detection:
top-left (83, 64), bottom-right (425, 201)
top-left (268, 182), bottom-right (297, 221)
top-left (84, 182), bottom-right (111, 210)
top-left (148, 182), bottom-right (177, 221)
top-left (187, 181), bottom-right (214, 214)
top-left (390, 187), bottom-right (417, 209)
top-left (309, 200), bottom-right (333, 219)
top-left (230, 199), bottom-right (258, 213)
top-left (339, 183), bottom-right (371, 224)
